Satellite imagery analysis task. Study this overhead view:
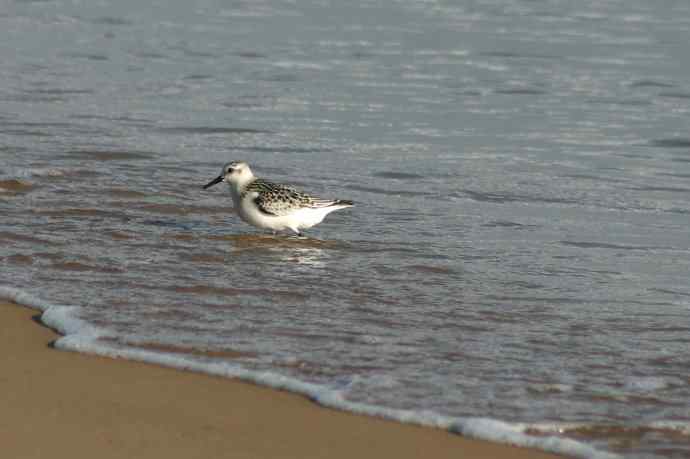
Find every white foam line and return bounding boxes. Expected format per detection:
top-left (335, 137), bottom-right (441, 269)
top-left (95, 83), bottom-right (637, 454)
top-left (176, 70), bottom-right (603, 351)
top-left (0, 286), bottom-right (617, 459)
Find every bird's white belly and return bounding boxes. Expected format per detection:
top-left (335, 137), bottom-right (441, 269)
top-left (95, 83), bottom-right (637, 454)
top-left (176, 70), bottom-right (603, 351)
top-left (234, 195), bottom-right (333, 233)
top-left (235, 196), bottom-right (288, 231)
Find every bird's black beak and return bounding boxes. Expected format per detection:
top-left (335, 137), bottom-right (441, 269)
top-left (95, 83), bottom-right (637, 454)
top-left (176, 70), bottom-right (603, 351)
top-left (203, 175), bottom-right (223, 190)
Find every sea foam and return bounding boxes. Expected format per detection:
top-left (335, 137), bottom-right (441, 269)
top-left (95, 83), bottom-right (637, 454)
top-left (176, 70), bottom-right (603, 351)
top-left (0, 285), bottom-right (617, 459)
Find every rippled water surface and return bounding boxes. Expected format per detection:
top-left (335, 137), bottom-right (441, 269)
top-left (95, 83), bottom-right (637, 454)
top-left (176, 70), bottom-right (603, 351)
top-left (2, 1), bottom-right (690, 457)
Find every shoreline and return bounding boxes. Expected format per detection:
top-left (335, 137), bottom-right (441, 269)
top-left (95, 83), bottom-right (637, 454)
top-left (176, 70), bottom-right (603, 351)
top-left (1, 300), bottom-right (562, 459)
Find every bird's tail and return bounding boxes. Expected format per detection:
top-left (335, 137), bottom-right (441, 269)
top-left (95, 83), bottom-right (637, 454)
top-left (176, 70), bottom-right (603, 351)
top-left (312, 199), bottom-right (354, 208)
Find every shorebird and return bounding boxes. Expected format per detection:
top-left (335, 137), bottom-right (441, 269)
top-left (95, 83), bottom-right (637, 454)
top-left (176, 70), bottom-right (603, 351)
top-left (203, 161), bottom-right (353, 236)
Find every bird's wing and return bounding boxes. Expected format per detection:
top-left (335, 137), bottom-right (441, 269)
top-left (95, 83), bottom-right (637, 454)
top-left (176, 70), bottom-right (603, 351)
top-left (244, 179), bottom-right (322, 216)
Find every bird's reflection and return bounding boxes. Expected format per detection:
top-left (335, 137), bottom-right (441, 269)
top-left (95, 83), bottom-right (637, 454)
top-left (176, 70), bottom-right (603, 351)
top-left (220, 234), bottom-right (345, 268)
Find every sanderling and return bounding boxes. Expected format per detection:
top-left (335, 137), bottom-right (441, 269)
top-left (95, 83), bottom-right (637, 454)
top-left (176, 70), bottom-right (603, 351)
top-left (203, 161), bottom-right (353, 235)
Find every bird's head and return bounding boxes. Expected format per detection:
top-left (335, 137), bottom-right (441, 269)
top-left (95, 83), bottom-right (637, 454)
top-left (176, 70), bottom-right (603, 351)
top-left (203, 161), bottom-right (253, 189)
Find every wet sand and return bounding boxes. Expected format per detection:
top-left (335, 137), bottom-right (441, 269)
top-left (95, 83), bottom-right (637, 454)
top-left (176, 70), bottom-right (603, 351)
top-left (0, 300), bottom-right (560, 459)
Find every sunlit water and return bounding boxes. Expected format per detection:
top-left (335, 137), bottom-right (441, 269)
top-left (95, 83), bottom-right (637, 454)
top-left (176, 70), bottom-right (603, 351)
top-left (2, 1), bottom-right (690, 457)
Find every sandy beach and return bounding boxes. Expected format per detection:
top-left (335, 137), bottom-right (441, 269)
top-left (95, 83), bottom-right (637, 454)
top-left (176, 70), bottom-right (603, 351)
top-left (0, 300), bottom-right (562, 459)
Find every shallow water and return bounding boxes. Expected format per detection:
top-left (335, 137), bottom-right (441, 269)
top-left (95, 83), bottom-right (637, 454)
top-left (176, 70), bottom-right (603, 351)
top-left (2, 0), bottom-right (690, 457)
